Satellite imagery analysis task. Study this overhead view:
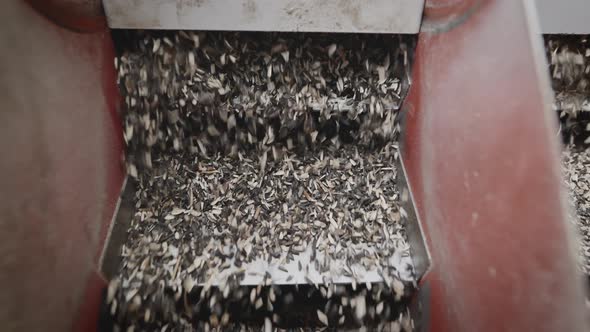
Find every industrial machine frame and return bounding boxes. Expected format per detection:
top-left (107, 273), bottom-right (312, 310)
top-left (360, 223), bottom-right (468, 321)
top-left (0, 0), bottom-right (587, 331)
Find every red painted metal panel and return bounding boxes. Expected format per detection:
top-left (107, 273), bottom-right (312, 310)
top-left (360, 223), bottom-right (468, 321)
top-left (0, 2), bottom-right (123, 331)
top-left (402, 1), bottom-right (588, 331)
top-left (25, 0), bottom-right (107, 32)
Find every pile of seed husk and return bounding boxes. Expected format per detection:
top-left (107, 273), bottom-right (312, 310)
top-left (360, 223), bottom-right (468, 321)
top-left (546, 36), bottom-right (590, 275)
top-left (115, 31), bottom-right (410, 175)
top-left (562, 146), bottom-right (590, 275)
top-left (545, 35), bottom-right (590, 145)
top-left (109, 31), bottom-right (415, 331)
top-left (107, 143), bottom-right (414, 331)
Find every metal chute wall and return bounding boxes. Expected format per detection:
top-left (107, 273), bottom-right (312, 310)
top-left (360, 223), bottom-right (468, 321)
top-left (0, 1), bottom-right (124, 331)
top-left (400, 1), bottom-right (588, 331)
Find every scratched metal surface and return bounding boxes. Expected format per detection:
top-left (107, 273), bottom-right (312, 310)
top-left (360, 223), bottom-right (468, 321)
top-left (103, 0), bottom-right (424, 33)
top-left (103, 0), bottom-right (590, 34)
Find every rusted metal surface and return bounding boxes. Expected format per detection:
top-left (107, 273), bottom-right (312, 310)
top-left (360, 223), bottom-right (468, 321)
top-left (102, 0), bottom-right (424, 33)
top-left (401, 0), bottom-right (588, 331)
top-left (0, 1), bottom-right (124, 331)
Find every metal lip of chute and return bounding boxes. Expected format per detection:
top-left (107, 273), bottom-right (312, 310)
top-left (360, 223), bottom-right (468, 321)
top-left (103, 0), bottom-right (425, 33)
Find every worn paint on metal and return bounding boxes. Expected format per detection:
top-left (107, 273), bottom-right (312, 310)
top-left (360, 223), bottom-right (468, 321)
top-left (401, 0), bottom-right (589, 331)
top-left (0, 1), bottom-right (124, 331)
